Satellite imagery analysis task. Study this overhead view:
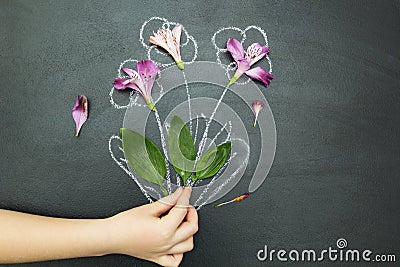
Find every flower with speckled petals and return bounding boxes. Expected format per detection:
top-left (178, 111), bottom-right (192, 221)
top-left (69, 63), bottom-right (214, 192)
top-left (226, 38), bottom-right (274, 87)
top-left (149, 24), bottom-right (184, 70)
top-left (113, 60), bottom-right (160, 111)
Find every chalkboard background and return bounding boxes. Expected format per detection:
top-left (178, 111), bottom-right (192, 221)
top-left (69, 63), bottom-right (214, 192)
top-left (1, 1), bottom-right (399, 266)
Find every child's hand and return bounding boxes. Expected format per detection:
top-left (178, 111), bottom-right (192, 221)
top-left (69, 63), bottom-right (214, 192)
top-left (107, 187), bottom-right (198, 267)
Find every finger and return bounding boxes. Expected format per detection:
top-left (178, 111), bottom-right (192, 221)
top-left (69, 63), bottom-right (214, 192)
top-left (158, 253), bottom-right (183, 267)
top-left (168, 237), bottom-right (194, 254)
top-left (174, 206), bottom-right (198, 243)
top-left (164, 187), bottom-right (192, 228)
top-left (185, 205), bottom-right (198, 225)
top-left (150, 187), bottom-right (183, 217)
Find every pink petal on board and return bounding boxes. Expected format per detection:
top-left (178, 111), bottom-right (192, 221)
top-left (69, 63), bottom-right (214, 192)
top-left (252, 100), bottom-right (265, 127)
top-left (72, 94), bottom-right (88, 137)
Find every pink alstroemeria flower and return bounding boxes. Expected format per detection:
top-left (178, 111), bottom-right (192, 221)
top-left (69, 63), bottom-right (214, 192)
top-left (113, 60), bottom-right (160, 111)
top-left (227, 38), bottom-right (274, 87)
top-left (252, 100), bottom-right (265, 127)
top-left (72, 94), bottom-right (88, 137)
top-left (149, 24), bottom-right (184, 70)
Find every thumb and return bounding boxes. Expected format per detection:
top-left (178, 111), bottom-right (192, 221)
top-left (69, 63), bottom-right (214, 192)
top-left (150, 187), bottom-right (183, 217)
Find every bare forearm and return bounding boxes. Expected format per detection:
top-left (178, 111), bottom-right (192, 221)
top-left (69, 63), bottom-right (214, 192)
top-left (0, 187), bottom-right (197, 267)
top-left (0, 209), bottom-right (112, 264)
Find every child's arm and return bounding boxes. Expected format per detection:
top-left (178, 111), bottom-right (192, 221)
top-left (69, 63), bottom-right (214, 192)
top-left (0, 187), bottom-right (197, 267)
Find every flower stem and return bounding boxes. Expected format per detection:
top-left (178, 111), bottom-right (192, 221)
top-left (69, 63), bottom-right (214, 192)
top-left (176, 61), bottom-right (184, 70)
top-left (253, 113), bottom-right (259, 127)
top-left (160, 186), bottom-right (168, 197)
top-left (146, 99), bottom-right (156, 111)
top-left (227, 75), bottom-right (239, 87)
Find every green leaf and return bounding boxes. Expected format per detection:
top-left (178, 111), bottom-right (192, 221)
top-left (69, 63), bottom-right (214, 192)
top-left (168, 115), bottom-right (196, 185)
top-left (120, 128), bottom-right (166, 186)
top-left (194, 142), bottom-right (231, 180)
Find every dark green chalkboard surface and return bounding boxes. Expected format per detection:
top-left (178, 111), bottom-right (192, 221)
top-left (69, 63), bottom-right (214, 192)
top-left (1, 1), bottom-right (399, 266)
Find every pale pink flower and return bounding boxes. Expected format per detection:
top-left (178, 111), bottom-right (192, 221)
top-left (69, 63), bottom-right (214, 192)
top-left (149, 24), bottom-right (184, 70)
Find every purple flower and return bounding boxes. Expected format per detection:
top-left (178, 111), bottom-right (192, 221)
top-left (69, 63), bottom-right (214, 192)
top-left (226, 38), bottom-right (274, 87)
top-left (113, 60), bottom-right (160, 111)
top-left (149, 24), bottom-right (184, 70)
top-left (252, 100), bottom-right (264, 127)
top-left (72, 94), bottom-right (88, 136)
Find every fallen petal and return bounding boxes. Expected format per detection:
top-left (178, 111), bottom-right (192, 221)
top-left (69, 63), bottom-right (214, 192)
top-left (72, 94), bottom-right (88, 137)
top-left (252, 100), bottom-right (265, 127)
top-left (215, 192), bottom-right (250, 207)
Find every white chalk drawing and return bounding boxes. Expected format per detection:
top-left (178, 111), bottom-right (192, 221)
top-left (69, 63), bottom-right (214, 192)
top-left (108, 17), bottom-right (276, 208)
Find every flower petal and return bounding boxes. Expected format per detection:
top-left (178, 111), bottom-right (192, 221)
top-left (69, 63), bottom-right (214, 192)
top-left (149, 35), bottom-right (169, 52)
top-left (236, 58), bottom-right (250, 75)
top-left (245, 43), bottom-right (270, 66)
top-left (245, 66), bottom-right (274, 87)
top-left (227, 38), bottom-right (245, 62)
top-left (113, 78), bottom-right (129, 90)
top-left (136, 60), bottom-right (160, 97)
top-left (121, 67), bottom-right (138, 78)
top-left (122, 67), bottom-right (146, 92)
top-left (72, 94), bottom-right (88, 137)
top-left (252, 100), bottom-right (265, 110)
top-left (172, 24), bottom-right (182, 47)
top-left (137, 60), bottom-right (160, 79)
